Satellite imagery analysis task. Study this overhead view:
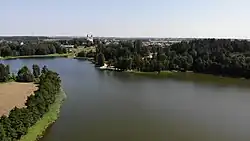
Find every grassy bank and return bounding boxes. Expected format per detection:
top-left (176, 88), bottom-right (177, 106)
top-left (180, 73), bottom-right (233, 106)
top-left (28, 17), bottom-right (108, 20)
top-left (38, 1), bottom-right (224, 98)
top-left (74, 57), bottom-right (95, 63)
top-left (19, 88), bottom-right (67, 141)
top-left (0, 54), bottom-right (69, 60)
top-left (73, 56), bottom-right (88, 60)
top-left (129, 71), bottom-right (174, 77)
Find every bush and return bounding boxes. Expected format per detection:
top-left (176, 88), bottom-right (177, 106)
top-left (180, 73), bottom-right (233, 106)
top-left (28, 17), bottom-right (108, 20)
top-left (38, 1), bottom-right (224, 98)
top-left (32, 64), bottom-right (40, 78)
top-left (77, 50), bottom-right (86, 57)
top-left (16, 66), bottom-right (34, 82)
top-left (0, 64), bottom-right (10, 82)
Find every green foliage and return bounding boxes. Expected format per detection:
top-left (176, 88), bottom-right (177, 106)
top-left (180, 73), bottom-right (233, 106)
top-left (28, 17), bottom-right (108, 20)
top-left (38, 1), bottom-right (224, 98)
top-left (19, 89), bottom-right (66, 141)
top-left (77, 50), bottom-right (86, 57)
top-left (0, 47), bottom-right (12, 57)
top-left (16, 66), bottom-right (34, 82)
top-left (95, 39), bottom-right (250, 79)
top-left (86, 50), bottom-right (95, 58)
top-left (0, 65), bottom-right (62, 141)
top-left (0, 63), bottom-right (10, 82)
top-left (96, 53), bottom-right (105, 66)
top-left (41, 65), bottom-right (49, 74)
top-left (9, 73), bottom-right (17, 81)
top-left (32, 64), bottom-right (40, 78)
top-left (0, 123), bottom-right (10, 141)
top-left (0, 41), bottom-right (66, 57)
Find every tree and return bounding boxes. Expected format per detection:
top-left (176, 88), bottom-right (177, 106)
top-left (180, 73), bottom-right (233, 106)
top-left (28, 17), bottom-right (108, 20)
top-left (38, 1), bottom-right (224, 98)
top-left (0, 64), bottom-right (9, 82)
top-left (86, 50), bottom-right (95, 58)
top-left (0, 124), bottom-right (8, 141)
top-left (47, 44), bottom-right (56, 54)
top-left (0, 115), bottom-right (17, 140)
top-left (8, 107), bottom-right (28, 139)
top-left (41, 65), bottom-right (49, 74)
top-left (17, 66), bottom-right (34, 82)
top-left (96, 53), bottom-right (105, 66)
top-left (77, 51), bottom-right (86, 57)
top-left (0, 41), bottom-right (67, 57)
top-left (0, 47), bottom-right (12, 57)
top-left (5, 65), bottom-right (10, 76)
top-left (32, 64), bottom-right (40, 78)
top-left (134, 40), bottom-right (142, 54)
top-left (35, 45), bottom-right (49, 55)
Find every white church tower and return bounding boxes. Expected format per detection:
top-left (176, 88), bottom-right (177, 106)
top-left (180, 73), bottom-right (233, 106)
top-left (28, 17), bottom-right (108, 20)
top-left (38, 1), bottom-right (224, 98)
top-left (86, 34), bottom-right (94, 44)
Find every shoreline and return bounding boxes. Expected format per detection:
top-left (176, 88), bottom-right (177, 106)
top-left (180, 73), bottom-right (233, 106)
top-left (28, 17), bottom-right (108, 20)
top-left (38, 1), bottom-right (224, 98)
top-left (0, 54), bottom-right (69, 60)
top-left (66, 58), bottom-right (250, 86)
top-left (77, 59), bottom-right (250, 85)
top-left (19, 88), bottom-right (67, 141)
top-left (93, 64), bottom-right (250, 86)
top-left (73, 57), bottom-right (95, 63)
top-left (73, 56), bottom-right (88, 60)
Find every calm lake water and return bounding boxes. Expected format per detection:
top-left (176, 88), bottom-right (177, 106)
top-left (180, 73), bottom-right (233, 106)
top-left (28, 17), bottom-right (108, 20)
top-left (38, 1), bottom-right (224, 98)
top-left (2, 58), bottom-right (250, 141)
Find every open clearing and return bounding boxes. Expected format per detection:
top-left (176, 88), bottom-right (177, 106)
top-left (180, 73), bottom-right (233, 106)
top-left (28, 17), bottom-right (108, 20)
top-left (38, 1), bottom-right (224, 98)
top-left (0, 82), bottom-right (38, 116)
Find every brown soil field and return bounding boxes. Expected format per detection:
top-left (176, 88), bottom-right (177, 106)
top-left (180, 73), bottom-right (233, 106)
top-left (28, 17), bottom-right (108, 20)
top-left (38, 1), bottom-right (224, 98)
top-left (0, 82), bottom-right (38, 116)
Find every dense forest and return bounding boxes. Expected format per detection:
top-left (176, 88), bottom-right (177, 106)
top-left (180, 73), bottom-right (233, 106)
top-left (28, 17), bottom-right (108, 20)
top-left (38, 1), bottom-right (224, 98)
top-left (0, 41), bottom-right (67, 57)
top-left (0, 65), bottom-right (61, 141)
top-left (79, 39), bottom-right (250, 79)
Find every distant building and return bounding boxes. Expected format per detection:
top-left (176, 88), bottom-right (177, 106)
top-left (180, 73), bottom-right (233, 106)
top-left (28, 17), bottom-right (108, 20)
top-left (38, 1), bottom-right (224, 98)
top-left (86, 34), bottom-right (94, 44)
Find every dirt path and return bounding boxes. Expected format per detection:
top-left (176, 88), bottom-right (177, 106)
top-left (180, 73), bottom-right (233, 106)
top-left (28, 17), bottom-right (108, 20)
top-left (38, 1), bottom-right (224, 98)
top-left (0, 82), bottom-right (38, 116)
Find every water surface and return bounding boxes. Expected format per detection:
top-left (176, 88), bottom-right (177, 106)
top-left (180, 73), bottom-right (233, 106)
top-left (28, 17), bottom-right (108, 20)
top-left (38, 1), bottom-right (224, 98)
top-left (2, 58), bottom-right (250, 141)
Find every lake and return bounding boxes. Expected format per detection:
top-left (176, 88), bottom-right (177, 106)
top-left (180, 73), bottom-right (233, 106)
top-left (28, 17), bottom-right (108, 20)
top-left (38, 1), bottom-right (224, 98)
top-left (2, 58), bottom-right (250, 141)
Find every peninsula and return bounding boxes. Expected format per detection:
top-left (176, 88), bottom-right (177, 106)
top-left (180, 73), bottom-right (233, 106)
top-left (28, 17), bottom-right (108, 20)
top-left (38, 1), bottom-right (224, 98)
top-left (0, 63), bottom-right (66, 141)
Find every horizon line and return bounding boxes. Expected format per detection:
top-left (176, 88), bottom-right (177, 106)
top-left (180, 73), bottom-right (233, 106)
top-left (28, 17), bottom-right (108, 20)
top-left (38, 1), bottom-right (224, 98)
top-left (0, 35), bottom-right (250, 40)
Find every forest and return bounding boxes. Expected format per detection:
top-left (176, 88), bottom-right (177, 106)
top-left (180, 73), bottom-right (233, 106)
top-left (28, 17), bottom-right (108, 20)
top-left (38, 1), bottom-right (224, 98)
top-left (78, 39), bottom-right (250, 79)
top-left (0, 41), bottom-right (67, 57)
top-left (0, 65), bottom-right (61, 141)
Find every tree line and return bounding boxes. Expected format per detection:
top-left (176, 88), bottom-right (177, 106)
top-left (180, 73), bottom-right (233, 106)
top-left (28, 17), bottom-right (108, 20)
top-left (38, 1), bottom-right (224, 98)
top-left (87, 39), bottom-right (250, 79)
top-left (0, 63), bottom-right (45, 83)
top-left (0, 36), bottom-right (50, 42)
top-left (0, 65), bottom-right (61, 141)
top-left (58, 38), bottom-right (99, 47)
top-left (0, 42), bottom-right (67, 57)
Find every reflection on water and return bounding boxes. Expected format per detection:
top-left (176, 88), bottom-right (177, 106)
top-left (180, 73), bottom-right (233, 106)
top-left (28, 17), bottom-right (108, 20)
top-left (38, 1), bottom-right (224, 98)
top-left (3, 58), bottom-right (250, 141)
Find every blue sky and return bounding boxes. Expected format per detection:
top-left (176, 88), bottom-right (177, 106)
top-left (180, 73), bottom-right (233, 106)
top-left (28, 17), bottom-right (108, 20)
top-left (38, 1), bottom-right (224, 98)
top-left (1, 0), bottom-right (250, 38)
